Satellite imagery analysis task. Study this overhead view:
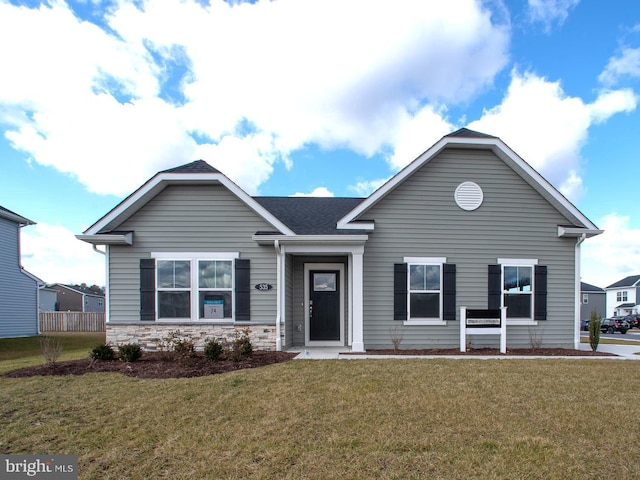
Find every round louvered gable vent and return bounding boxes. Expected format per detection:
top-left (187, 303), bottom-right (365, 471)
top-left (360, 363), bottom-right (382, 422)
top-left (454, 182), bottom-right (483, 211)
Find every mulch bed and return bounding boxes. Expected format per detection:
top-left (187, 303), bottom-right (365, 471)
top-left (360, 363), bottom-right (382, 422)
top-left (3, 348), bottom-right (614, 379)
top-left (344, 348), bottom-right (615, 356)
top-left (3, 351), bottom-right (297, 379)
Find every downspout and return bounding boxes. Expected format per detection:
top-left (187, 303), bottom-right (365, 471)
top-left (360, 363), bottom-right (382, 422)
top-left (92, 245), bottom-right (109, 325)
top-left (275, 240), bottom-right (282, 351)
top-left (574, 234), bottom-right (587, 350)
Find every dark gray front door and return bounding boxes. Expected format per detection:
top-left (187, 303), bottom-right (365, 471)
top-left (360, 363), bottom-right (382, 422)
top-left (309, 270), bottom-right (340, 341)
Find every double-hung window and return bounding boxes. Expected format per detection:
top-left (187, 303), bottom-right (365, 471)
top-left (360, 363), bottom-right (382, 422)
top-left (157, 259), bottom-right (191, 319)
top-left (153, 252), bottom-right (238, 321)
top-left (499, 259), bottom-right (537, 320)
top-left (617, 291), bottom-right (628, 302)
top-left (406, 257), bottom-right (445, 321)
top-left (198, 260), bottom-right (233, 319)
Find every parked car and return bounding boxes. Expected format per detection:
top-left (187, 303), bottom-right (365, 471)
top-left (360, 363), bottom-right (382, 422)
top-left (581, 319), bottom-right (590, 331)
top-left (600, 317), bottom-right (629, 334)
top-left (624, 314), bottom-right (640, 329)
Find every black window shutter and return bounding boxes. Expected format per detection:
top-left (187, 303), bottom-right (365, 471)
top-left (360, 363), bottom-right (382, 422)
top-left (488, 264), bottom-right (502, 310)
top-left (140, 258), bottom-right (156, 321)
top-left (235, 259), bottom-right (251, 321)
top-left (443, 263), bottom-right (456, 321)
top-left (394, 263), bottom-right (408, 321)
top-left (534, 265), bottom-right (547, 321)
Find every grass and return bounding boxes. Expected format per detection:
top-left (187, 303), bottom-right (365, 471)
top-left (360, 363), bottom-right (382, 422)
top-left (0, 332), bottom-right (105, 375)
top-left (1, 338), bottom-right (640, 479)
top-left (580, 335), bottom-right (640, 346)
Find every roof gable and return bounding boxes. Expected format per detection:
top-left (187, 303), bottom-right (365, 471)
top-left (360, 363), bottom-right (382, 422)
top-left (337, 131), bottom-right (601, 236)
top-left (81, 160), bottom-right (295, 239)
top-left (606, 275), bottom-right (640, 289)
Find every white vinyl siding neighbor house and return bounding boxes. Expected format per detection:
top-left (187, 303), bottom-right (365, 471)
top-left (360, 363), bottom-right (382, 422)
top-left (78, 129), bottom-right (602, 352)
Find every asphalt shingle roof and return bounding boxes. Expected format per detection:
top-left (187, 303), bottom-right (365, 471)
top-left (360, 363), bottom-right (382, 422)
top-left (581, 282), bottom-right (604, 293)
top-left (445, 128), bottom-right (497, 139)
top-left (161, 160), bottom-right (220, 174)
top-left (606, 275), bottom-right (640, 289)
top-left (254, 197), bottom-right (365, 235)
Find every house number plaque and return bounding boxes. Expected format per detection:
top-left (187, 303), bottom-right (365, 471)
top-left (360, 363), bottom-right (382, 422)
top-left (254, 283), bottom-right (273, 291)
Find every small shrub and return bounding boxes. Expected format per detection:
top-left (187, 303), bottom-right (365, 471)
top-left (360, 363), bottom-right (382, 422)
top-left (389, 327), bottom-right (403, 351)
top-left (39, 335), bottom-right (63, 364)
top-left (230, 329), bottom-right (253, 361)
top-left (118, 343), bottom-right (142, 363)
top-left (90, 343), bottom-right (116, 361)
top-left (204, 338), bottom-right (224, 361)
top-left (173, 339), bottom-right (196, 359)
top-left (589, 310), bottom-right (602, 352)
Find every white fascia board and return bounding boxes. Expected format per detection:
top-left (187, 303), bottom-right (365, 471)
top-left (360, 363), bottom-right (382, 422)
top-left (216, 175), bottom-right (295, 235)
top-left (76, 232), bottom-right (133, 245)
top-left (486, 138), bottom-right (601, 232)
top-left (83, 172), bottom-right (294, 236)
top-left (337, 134), bottom-right (601, 233)
top-left (557, 226), bottom-right (604, 238)
top-left (337, 137), bottom-right (451, 229)
top-left (0, 210), bottom-right (36, 226)
top-left (252, 234), bottom-right (368, 246)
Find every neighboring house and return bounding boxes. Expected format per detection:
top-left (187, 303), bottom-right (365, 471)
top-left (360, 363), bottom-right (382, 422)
top-left (50, 284), bottom-right (105, 313)
top-left (77, 128), bottom-right (602, 352)
top-left (605, 275), bottom-right (640, 317)
top-left (39, 286), bottom-right (58, 312)
top-left (580, 282), bottom-right (605, 320)
top-left (0, 206), bottom-right (42, 338)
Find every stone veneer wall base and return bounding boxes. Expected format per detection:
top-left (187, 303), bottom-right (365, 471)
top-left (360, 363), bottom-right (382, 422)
top-left (106, 324), bottom-right (279, 351)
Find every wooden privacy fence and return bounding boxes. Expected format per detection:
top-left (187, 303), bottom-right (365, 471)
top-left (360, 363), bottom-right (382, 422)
top-left (40, 312), bottom-right (106, 332)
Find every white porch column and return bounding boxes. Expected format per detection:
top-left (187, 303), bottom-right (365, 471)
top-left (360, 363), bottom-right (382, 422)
top-left (351, 249), bottom-right (365, 352)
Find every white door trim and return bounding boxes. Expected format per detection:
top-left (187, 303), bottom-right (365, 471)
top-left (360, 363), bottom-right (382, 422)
top-left (304, 263), bottom-right (345, 347)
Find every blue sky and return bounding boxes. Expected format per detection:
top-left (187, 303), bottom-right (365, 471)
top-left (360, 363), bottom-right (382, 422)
top-left (1, 0), bottom-right (639, 288)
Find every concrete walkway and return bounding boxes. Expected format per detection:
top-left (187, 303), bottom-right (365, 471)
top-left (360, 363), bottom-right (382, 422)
top-left (290, 342), bottom-right (640, 360)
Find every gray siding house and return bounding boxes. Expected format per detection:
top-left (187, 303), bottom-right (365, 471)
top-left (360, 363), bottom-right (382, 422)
top-left (78, 129), bottom-right (602, 351)
top-left (580, 282), bottom-right (605, 321)
top-left (0, 206), bottom-right (41, 338)
top-left (50, 284), bottom-right (105, 313)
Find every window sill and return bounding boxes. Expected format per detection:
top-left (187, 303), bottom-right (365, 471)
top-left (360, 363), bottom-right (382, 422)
top-left (157, 319), bottom-right (235, 324)
top-left (403, 319), bottom-right (447, 326)
top-left (506, 319), bottom-right (538, 326)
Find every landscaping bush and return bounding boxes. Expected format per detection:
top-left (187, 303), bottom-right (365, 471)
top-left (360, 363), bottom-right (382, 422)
top-left (204, 338), bottom-right (224, 361)
top-left (39, 335), bottom-right (63, 365)
top-left (118, 344), bottom-right (142, 363)
top-left (173, 339), bottom-right (196, 359)
top-left (230, 329), bottom-right (253, 361)
top-left (589, 310), bottom-right (601, 352)
top-left (90, 343), bottom-right (116, 361)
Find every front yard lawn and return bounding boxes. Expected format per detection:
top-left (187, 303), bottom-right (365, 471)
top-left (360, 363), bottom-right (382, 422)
top-left (2, 356), bottom-right (639, 479)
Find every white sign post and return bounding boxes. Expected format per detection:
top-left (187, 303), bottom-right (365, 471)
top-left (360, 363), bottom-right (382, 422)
top-left (460, 306), bottom-right (507, 354)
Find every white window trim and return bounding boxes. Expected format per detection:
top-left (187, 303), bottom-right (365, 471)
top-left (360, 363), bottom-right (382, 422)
top-left (582, 293), bottom-right (589, 304)
top-left (498, 258), bottom-right (537, 325)
top-left (152, 252), bottom-right (240, 322)
top-left (403, 257), bottom-right (447, 326)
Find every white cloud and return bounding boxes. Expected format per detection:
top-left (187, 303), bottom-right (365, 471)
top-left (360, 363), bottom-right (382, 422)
top-left (292, 187), bottom-right (334, 198)
top-left (599, 47), bottom-right (640, 86)
top-left (349, 178), bottom-right (390, 197)
top-left (20, 223), bottom-right (105, 286)
top-left (0, 0), bottom-right (510, 196)
top-left (468, 70), bottom-right (637, 201)
top-left (581, 214), bottom-right (640, 288)
top-left (527, 0), bottom-right (579, 31)
top-left (385, 105), bottom-right (454, 171)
